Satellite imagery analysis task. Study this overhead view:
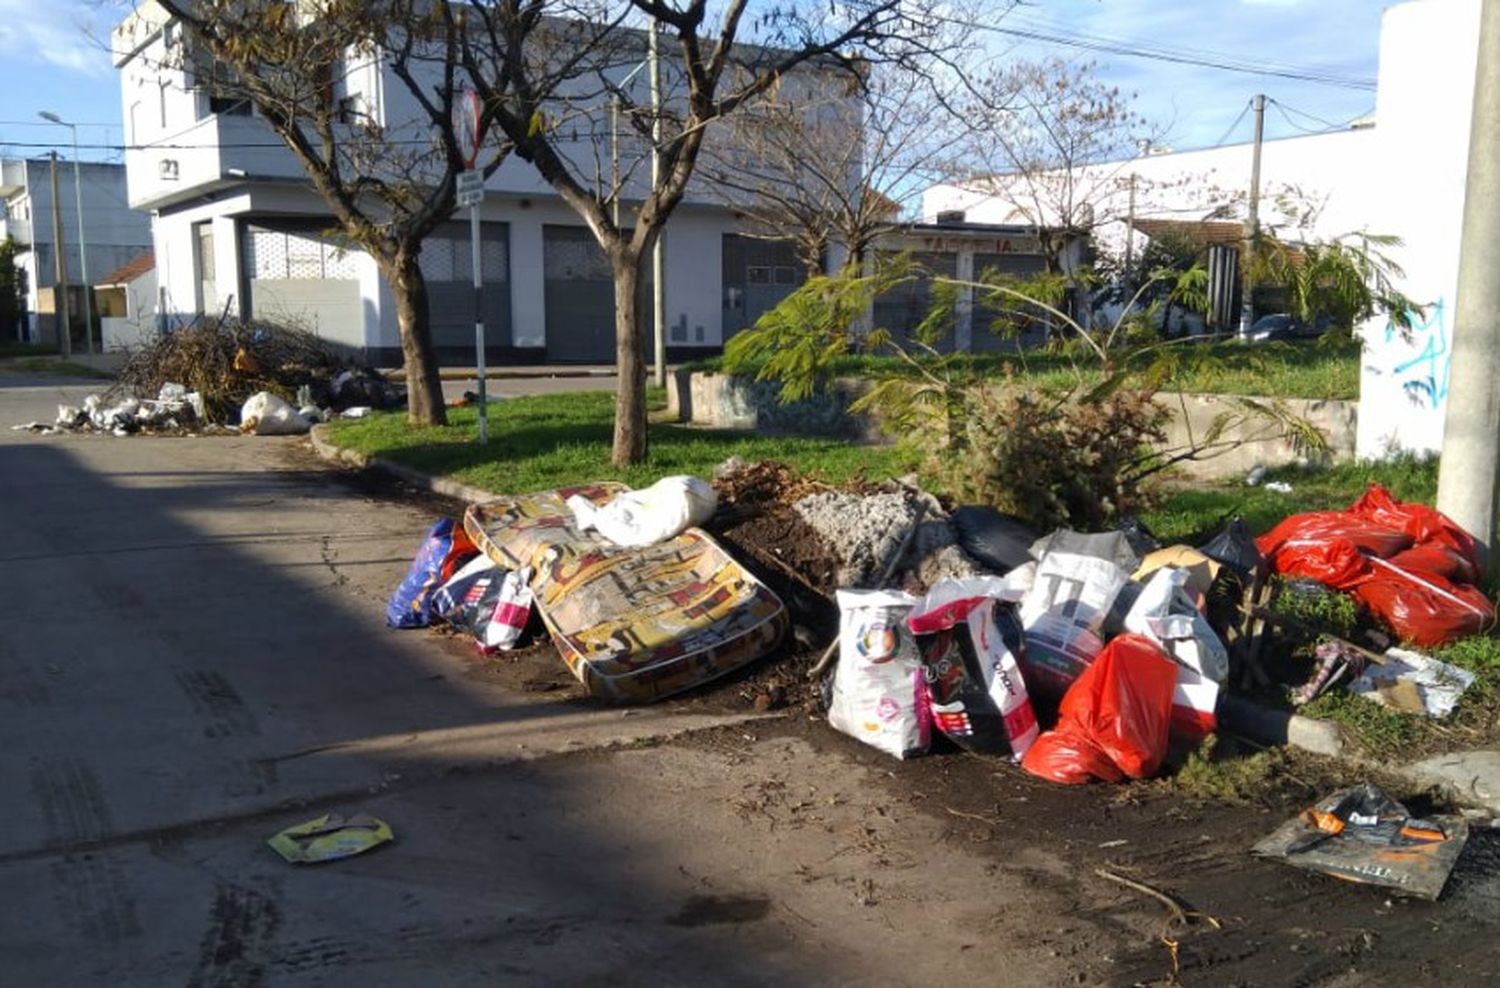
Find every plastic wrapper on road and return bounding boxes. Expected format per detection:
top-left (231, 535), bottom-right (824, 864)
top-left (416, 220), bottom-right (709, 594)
top-left (1253, 784), bottom-right (1469, 900)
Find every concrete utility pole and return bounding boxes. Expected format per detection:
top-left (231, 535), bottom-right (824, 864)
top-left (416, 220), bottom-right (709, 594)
top-left (41, 113), bottom-right (92, 354)
top-left (47, 151), bottom-right (71, 358)
top-left (1123, 172), bottom-right (1137, 281)
top-left (1437, 0), bottom-right (1500, 569)
top-left (1237, 94), bottom-right (1265, 341)
top-left (649, 19), bottom-right (667, 389)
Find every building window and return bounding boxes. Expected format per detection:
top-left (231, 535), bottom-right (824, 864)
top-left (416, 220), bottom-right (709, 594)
top-left (747, 265), bottom-right (771, 285)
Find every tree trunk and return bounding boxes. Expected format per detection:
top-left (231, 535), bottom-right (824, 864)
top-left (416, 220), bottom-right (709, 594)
top-left (611, 248), bottom-right (648, 465)
top-left (386, 250), bottom-right (447, 427)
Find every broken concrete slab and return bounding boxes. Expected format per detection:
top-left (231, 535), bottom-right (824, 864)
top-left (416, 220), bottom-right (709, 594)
top-left (1402, 750), bottom-right (1500, 815)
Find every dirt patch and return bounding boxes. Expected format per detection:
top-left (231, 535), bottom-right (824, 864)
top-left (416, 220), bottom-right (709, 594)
top-left (678, 716), bottom-right (1500, 987)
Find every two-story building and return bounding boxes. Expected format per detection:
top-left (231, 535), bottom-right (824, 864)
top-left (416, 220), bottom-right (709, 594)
top-left (114, 3), bottom-right (1061, 364)
top-left (1, 158), bottom-right (153, 345)
top-left (110, 4), bottom-right (864, 364)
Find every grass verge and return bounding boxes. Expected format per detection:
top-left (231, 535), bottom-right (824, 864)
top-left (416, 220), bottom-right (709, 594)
top-left (0, 341), bottom-right (57, 359)
top-left (323, 389), bottom-right (918, 494)
top-left (1146, 455), bottom-right (1500, 761)
top-left (0, 357), bottom-right (115, 379)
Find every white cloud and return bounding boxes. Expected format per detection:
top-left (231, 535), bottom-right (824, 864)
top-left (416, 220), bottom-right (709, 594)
top-left (0, 0), bottom-right (114, 77)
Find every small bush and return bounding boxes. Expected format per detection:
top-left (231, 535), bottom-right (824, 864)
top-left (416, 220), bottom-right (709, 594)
top-left (933, 383), bottom-right (1170, 531)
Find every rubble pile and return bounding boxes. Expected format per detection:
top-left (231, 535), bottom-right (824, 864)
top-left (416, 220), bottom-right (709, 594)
top-left (110, 318), bottom-right (404, 425)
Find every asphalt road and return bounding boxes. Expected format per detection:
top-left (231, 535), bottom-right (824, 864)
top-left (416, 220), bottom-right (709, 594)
top-left (0, 376), bottom-right (1083, 986)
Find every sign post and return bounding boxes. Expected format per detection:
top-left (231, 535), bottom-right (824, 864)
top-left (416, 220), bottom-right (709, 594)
top-left (454, 88), bottom-right (487, 445)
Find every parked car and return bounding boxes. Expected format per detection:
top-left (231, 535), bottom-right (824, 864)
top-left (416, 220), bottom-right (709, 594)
top-left (1247, 313), bottom-right (1331, 343)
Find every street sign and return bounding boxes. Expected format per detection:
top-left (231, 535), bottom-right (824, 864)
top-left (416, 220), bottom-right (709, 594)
top-left (456, 169), bottom-right (484, 207)
top-left (454, 88), bottom-right (482, 168)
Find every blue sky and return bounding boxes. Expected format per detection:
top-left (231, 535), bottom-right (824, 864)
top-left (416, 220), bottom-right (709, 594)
top-left (0, 0), bottom-right (1385, 164)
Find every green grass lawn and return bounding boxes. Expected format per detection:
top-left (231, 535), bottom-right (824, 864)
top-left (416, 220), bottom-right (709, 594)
top-left (1146, 455), bottom-right (1500, 760)
top-left (1142, 454), bottom-right (1442, 545)
top-left (324, 389), bottom-right (918, 494)
top-left (688, 337), bottom-right (1361, 401)
top-left (0, 341), bottom-right (54, 359)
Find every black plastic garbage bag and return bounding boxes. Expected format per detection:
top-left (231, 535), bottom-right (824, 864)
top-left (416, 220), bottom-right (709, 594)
top-left (1200, 516), bottom-right (1265, 577)
top-left (950, 507), bottom-right (1039, 574)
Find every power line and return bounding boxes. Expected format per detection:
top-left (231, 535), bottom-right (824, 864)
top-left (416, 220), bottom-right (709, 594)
top-left (1211, 99), bottom-right (1253, 148)
top-left (1267, 97), bottom-right (1373, 132)
top-left (935, 13), bottom-right (1377, 91)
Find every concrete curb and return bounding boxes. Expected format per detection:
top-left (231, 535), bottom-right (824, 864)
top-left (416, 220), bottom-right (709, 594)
top-left (308, 424), bottom-right (496, 505)
top-left (380, 367), bottom-right (618, 382)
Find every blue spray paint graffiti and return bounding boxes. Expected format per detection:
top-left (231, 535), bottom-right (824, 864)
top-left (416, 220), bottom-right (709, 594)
top-left (1385, 299), bottom-right (1450, 410)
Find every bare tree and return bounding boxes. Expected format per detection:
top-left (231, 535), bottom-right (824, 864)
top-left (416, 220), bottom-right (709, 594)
top-left (699, 65), bottom-right (958, 277)
top-left (460, 1), bottom-right (961, 466)
top-left (953, 59), bottom-right (1163, 279)
top-left (144, 0), bottom-right (514, 425)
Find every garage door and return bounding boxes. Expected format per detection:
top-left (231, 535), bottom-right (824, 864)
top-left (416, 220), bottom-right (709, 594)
top-left (970, 252), bottom-right (1048, 352)
top-left (418, 221), bottom-right (511, 352)
top-left (872, 251), bottom-right (957, 352)
top-left (242, 222), bottom-right (363, 348)
top-left (543, 225), bottom-right (650, 364)
top-left (722, 235), bottom-right (805, 339)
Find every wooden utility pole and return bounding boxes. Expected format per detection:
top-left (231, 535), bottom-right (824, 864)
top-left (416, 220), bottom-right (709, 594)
top-left (48, 151), bottom-right (72, 358)
top-left (1437, 0), bottom-right (1500, 569)
top-left (1237, 94), bottom-right (1265, 341)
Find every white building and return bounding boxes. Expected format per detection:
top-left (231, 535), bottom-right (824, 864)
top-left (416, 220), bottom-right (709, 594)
top-left (94, 250), bottom-right (159, 352)
top-left (923, 0), bottom-right (1483, 459)
top-left (113, 4), bottom-right (1060, 365)
top-left (0, 158), bottom-right (154, 345)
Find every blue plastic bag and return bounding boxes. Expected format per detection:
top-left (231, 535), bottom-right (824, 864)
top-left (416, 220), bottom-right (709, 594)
top-left (386, 518), bottom-right (478, 629)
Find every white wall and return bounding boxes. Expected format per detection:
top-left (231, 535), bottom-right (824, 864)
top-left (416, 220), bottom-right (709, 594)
top-left (1356, 0), bottom-right (1481, 458)
top-left (923, 126), bottom-right (1380, 263)
top-left (102, 269), bottom-right (161, 352)
top-left (4, 160), bottom-right (153, 316)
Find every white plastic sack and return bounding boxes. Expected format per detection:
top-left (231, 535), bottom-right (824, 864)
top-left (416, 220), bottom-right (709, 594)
top-left (567, 475), bottom-right (717, 547)
top-left (1123, 566), bottom-right (1231, 684)
top-left (828, 590), bottom-right (929, 760)
top-left (1017, 544), bottom-right (1129, 698)
top-left (240, 391), bottom-right (312, 436)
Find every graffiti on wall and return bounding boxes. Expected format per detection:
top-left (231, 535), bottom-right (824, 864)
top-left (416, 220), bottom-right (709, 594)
top-left (1385, 298), bottom-right (1450, 411)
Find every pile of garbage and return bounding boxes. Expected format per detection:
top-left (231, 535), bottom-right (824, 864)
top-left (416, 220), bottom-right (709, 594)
top-left (110, 318), bottom-right (403, 425)
top-left (11, 383), bottom-right (220, 437)
top-left (382, 462), bottom-right (1496, 899)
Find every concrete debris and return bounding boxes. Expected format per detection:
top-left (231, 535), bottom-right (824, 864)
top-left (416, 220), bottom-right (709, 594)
top-left (793, 490), bottom-right (975, 591)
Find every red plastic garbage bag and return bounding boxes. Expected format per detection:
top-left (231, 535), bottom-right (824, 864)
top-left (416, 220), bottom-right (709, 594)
top-left (1355, 557), bottom-right (1495, 647)
top-left (1350, 485), bottom-right (1480, 578)
top-left (1021, 634), bottom-right (1178, 785)
top-left (1257, 485), bottom-right (1492, 647)
top-left (1386, 543), bottom-right (1480, 586)
top-left (1256, 511), bottom-right (1412, 566)
top-left (1256, 533), bottom-right (1373, 590)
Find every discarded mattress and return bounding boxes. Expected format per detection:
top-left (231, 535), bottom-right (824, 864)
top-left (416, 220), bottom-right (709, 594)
top-left (465, 483), bottom-right (788, 703)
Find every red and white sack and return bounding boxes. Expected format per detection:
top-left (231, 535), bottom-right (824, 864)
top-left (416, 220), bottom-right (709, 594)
top-left (828, 590), bottom-right (930, 760)
top-left (908, 577), bottom-right (1039, 760)
top-left (434, 558), bottom-right (535, 652)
